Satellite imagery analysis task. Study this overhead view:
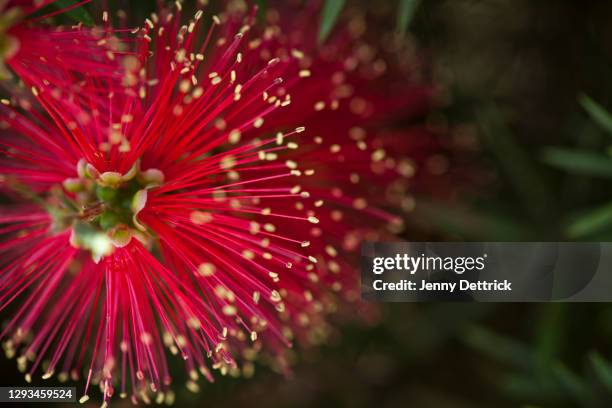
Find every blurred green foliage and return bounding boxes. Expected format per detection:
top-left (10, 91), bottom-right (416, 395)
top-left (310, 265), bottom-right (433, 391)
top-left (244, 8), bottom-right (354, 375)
top-left (318, 0), bottom-right (346, 44)
top-left (52, 0), bottom-right (94, 26)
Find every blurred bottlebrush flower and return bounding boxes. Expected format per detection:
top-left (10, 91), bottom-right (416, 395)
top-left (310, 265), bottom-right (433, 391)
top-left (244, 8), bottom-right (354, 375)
top-left (0, 0), bottom-right (123, 83)
top-left (0, 0), bottom-right (442, 405)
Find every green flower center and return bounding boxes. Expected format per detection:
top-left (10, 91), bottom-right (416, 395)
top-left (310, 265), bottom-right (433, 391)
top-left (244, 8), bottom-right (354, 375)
top-left (58, 160), bottom-right (164, 263)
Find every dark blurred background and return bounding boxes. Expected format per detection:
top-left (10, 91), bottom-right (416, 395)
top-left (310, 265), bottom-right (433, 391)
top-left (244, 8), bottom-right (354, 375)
top-left (7, 0), bottom-right (612, 407)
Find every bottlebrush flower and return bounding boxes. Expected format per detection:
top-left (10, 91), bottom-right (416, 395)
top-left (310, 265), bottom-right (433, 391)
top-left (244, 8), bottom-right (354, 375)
top-left (0, 1), bottom-right (441, 405)
top-left (0, 1), bottom-right (123, 84)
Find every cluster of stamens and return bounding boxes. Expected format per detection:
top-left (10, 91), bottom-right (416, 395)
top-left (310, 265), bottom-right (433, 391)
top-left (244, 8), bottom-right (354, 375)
top-left (0, 1), bottom-right (435, 405)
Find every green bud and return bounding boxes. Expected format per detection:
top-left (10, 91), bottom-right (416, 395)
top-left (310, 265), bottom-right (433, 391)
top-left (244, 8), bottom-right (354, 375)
top-left (131, 189), bottom-right (147, 214)
top-left (131, 189), bottom-right (148, 231)
top-left (71, 222), bottom-right (113, 263)
top-left (99, 171), bottom-right (123, 186)
top-left (88, 233), bottom-right (113, 264)
top-left (77, 159), bottom-right (87, 178)
top-left (140, 168), bottom-right (165, 186)
top-left (85, 163), bottom-right (100, 179)
top-left (62, 178), bottom-right (84, 193)
top-left (110, 227), bottom-right (132, 248)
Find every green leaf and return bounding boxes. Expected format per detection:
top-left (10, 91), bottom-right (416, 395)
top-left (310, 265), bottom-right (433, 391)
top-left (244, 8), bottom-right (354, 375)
top-left (535, 304), bottom-right (566, 375)
top-left (542, 147), bottom-right (612, 178)
top-left (461, 325), bottom-right (534, 370)
top-left (52, 0), bottom-right (94, 27)
top-left (255, 0), bottom-right (267, 23)
top-left (553, 363), bottom-right (594, 405)
top-left (396, 0), bottom-right (421, 33)
top-left (502, 374), bottom-right (565, 402)
top-left (566, 201), bottom-right (612, 238)
top-left (476, 105), bottom-right (553, 220)
top-left (414, 199), bottom-right (531, 240)
top-left (401, 304), bottom-right (492, 359)
top-left (579, 94), bottom-right (612, 136)
top-left (589, 352), bottom-right (612, 394)
top-left (318, 0), bottom-right (346, 44)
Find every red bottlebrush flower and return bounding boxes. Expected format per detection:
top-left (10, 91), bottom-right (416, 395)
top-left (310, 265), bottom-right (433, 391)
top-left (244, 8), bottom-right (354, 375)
top-left (0, 1), bottom-right (123, 84)
top-left (0, 1), bottom-right (442, 405)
